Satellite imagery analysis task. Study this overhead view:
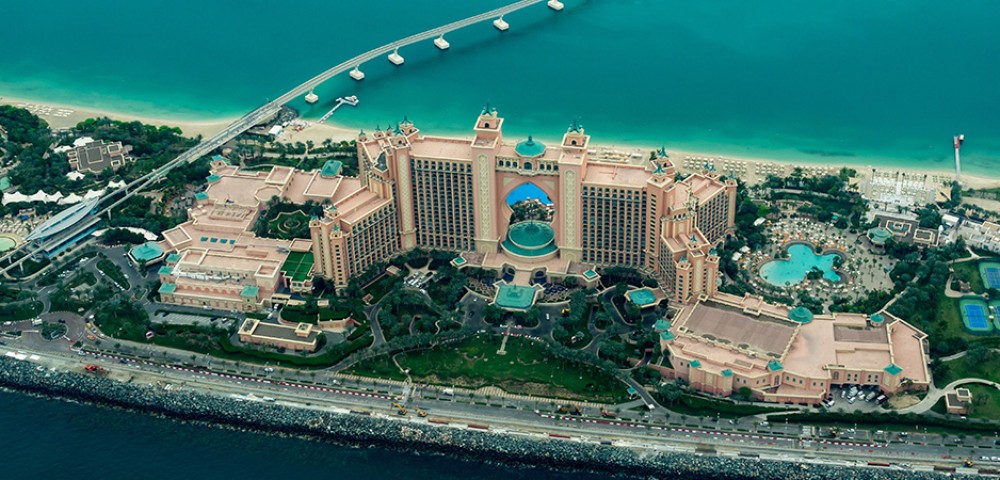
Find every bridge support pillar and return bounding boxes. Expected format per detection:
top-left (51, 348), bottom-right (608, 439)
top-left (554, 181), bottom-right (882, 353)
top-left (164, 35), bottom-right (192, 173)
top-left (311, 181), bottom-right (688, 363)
top-left (305, 91), bottom-right (319, 104)
top-left (434, 35), bottom-right (450, 50)
top-left (493, 16), bottom-right (509, 31)
top-left (350, 66), bottom-right (365, 81)
top-left (547, 1), bottom-right (564, 11)
top-left (388, 48), bottom-right (405, 66)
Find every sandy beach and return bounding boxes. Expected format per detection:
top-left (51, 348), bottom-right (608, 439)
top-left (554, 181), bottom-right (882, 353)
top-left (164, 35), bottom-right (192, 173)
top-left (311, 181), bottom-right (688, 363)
top-left (4, 95), bottom-right (999, 190)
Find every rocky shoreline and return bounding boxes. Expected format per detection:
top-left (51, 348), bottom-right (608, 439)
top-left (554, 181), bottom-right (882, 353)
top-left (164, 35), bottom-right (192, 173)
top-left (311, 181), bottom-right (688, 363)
top-left (0, 358), bottom-right (968, 479)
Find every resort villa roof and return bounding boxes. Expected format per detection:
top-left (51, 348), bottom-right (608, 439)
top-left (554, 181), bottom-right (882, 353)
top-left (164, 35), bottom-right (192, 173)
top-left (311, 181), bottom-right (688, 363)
top-left (494, 284), bottom-right (540, 311)
top-left (320, 160), bottom-right (343, 178)
top-left (129, 241), bottom-right (165, 263)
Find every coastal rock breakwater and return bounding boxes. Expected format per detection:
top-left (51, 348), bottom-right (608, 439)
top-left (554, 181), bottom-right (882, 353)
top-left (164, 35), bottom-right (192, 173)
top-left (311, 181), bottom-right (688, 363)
top-left (0, 358), bottom-right (969, 480)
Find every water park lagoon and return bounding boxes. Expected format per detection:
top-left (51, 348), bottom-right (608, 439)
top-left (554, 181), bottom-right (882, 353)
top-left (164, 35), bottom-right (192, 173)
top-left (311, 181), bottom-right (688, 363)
top-left (759, 243), bottom-right (844, 287)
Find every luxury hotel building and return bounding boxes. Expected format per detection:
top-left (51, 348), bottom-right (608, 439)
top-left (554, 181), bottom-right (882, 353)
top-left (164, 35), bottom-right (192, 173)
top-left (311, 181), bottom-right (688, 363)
top-left (155, 108), bottom-right (737, 312)
top-left (310, 107), bottom-right (738, 304)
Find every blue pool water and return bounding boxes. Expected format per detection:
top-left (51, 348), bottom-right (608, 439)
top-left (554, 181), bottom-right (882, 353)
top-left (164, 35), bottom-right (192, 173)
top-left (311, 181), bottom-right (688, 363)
top-left (759, 243), bottom-right (842, 287)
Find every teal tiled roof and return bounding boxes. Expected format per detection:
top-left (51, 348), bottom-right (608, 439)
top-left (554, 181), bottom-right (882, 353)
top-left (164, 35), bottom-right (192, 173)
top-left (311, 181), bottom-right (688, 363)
top-left (767, 360), bottom-right (783, 371)
top-left (884, 363), bottom-right (903, 376)
top-left (788, 306), bottom-right (815, 324)
top-left (721, 369), bottom-right (734, 378)
top-left (166, 253), bottom-right (181, 263)
top-left (129, 241), bottom-right (164, 262)
top-left (241, 285), bottom-right (260, 298)
top-left (158, 266), bottom-right (173, 275)
top-left (690, 360), bottom-right (702, 369)
top-left (194, 192), bottom-right (209, 201)
top-left (320, 160), bottom-right (343, 178)
top-left (653, 319), bottom-right (671, 331)
top-left (659, 331), bottom-right (676, 341)
top-left (515, 136), bottom-right (545, 157)
top-left (158, 283), bottom-right (177, 294)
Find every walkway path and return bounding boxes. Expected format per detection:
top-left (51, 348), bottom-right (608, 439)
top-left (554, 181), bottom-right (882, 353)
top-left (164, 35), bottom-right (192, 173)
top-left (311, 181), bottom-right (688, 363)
top-left (899, 378), bottom-right (1000, 414)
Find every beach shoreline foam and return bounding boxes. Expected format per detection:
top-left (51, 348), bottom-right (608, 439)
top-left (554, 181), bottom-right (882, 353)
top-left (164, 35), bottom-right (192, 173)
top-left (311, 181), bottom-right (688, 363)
top-left (3, 94), bottom-right (998, 190)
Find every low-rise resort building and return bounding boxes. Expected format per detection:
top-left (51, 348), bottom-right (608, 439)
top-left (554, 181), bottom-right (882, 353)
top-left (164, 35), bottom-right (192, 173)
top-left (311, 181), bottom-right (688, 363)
top-left (658, 292), bottom-right (930, 404)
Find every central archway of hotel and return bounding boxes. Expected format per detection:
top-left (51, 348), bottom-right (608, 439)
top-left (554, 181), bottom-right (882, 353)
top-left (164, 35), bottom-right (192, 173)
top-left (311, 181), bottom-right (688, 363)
top-left (497, 182), bottom-right (559, 293)
top-left (505, 182), bottom-right (554, 224)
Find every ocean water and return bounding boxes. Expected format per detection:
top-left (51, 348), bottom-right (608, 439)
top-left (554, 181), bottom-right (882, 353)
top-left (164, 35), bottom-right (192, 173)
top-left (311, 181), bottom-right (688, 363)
top-left (1, 0), bottom-right (999, 176)
top-left (0, 390), bottom-right (608, 480)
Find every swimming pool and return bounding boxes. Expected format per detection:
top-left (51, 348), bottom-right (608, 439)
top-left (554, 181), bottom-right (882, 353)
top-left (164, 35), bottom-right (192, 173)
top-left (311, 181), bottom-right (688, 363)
top-left (759, 243), bottom-right (843, 287)
top-left (0, 236), bottom-right (17, 253)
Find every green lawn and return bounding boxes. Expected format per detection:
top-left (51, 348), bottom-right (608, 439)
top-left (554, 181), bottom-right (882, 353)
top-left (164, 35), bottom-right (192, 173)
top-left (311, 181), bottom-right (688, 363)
top-left (936, 295), bottom-right (979, 342)
top-left (281, 305), bottom-right (353, 323)
top-left (936, 352), bottom-right (1000, 387)
top-left (952, 260), bottom-right (985, 293)
top-left (363, 274), bottom-right (403, 303)
top-left (392, 334), bottom-right (626, 403)
top-left (345, 356), bottom-right (408, 382)
top-left (965, 384), bottom-right (1000, 420)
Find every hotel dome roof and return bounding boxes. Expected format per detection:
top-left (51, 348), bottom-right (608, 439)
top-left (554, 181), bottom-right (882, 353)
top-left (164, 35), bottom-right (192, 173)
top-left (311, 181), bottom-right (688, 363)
top-left (515, 136), bottom-right (545, 157)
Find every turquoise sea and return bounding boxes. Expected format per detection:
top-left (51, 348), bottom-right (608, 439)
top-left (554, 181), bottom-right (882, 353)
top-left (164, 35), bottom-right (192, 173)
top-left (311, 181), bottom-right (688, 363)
top-left (2, 0), bottom-right (999, 176)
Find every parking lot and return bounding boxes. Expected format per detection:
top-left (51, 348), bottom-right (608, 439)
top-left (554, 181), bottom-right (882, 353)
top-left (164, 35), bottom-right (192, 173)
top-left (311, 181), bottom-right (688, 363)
top-left (826, 385), bottom-right (888, 413)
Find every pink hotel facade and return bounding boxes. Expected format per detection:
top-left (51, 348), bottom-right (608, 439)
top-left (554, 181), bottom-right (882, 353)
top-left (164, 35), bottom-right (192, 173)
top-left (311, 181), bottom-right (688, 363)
top-left (311, 107), bottom-right (738, 300)
top-left (151, 108), bottom-right (931, 404)
top-left (156, 108), bottom-right (738, 310)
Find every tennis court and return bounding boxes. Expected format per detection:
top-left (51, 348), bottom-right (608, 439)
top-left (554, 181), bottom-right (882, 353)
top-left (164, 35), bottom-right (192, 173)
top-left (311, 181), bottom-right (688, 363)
top-left (981, 261), bottom-right (1000, 290)
top-left (992, 301), bottom-right (1000, 331)
top-left (960, 297), bottom-right (993, 333)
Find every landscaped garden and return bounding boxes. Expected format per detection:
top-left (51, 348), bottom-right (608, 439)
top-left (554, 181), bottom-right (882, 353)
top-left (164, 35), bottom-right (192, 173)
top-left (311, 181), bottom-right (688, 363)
top-left (269, 210), bottom-right (311, 239)
top-left (390, 334), bottom-right (627, 402)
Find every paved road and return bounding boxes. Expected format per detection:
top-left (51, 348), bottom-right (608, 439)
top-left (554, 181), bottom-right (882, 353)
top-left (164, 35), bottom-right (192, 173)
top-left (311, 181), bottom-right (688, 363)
top-left (5, 335), bottom-right (1000, 472)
